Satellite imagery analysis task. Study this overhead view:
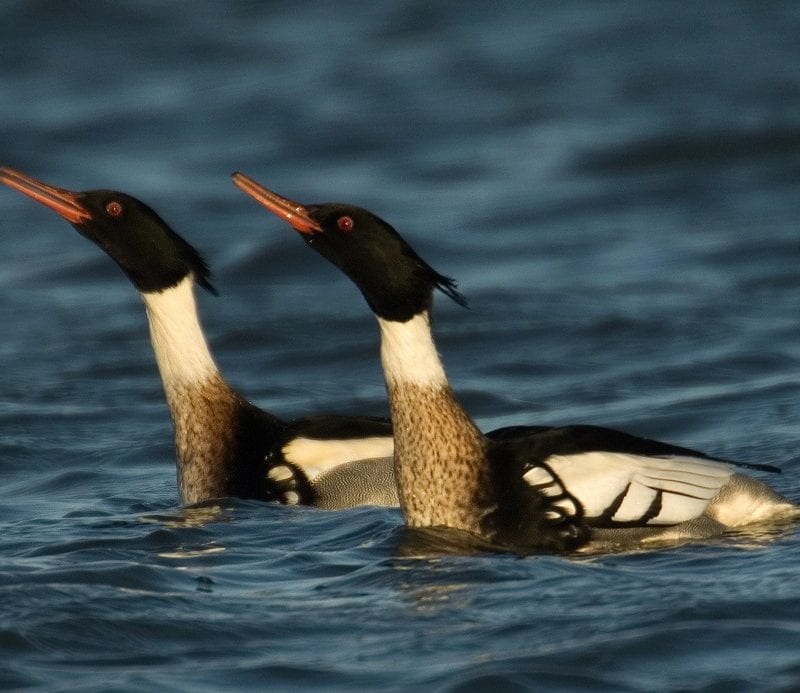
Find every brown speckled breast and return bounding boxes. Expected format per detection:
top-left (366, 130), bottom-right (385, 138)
top-left (165, 372), bottom-right (243, 504)
top-left (387, 381), bottom-right (497, 535)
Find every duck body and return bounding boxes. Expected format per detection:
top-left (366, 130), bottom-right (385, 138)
top-left (234, 171), bottom-right (798, 553)
top-left (0, 166), bottom-right (395, 507)
top-left (493, 424), bottom-right (793, 550)
top-left (140, 273), bottom-right (394, 506)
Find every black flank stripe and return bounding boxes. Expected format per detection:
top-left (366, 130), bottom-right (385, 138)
top-left (640, 490), bottom-right (663, 524)
top-left (594, 484), bottom-right (631, 526)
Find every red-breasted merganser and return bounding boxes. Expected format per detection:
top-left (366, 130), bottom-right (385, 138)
top-left (233, 171), bottom-right (798, 553)
top-left (0, 167), bottom-right (398, 508)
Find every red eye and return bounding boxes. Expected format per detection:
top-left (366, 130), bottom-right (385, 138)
top-left (106, 201), bottom-right (124, 217)
top-left (337, 216), bottom-right (354, 232)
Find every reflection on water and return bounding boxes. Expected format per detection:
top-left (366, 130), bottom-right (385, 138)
top-left (140, 501), bottom-right (231, 529)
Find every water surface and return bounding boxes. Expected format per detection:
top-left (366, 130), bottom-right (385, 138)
top-left (1, 2), bottom-right (799, 690)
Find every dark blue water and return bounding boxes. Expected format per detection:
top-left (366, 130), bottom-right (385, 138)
top-left (1, 2), bottom-right (800, 690)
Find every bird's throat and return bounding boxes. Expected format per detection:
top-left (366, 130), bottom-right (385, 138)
top-left (378, 313), bottom-right (494, 533)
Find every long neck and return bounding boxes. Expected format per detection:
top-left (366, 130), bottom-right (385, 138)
top-left (141, 276), bottom-right (242, 503)
top-left (142, 276), bottom-right (218, 389)
top-left (378, 311), bottom-right (493, 533)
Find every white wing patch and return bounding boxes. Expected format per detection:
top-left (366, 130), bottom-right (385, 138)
top-left (519, 466), bottom-right (580, 518)
top-left (282, 436), bottom-right (395, 480)
top-left (524, 452), bottom-right (735, 526)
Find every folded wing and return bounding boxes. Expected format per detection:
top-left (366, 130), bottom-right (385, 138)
top-left (526, 452), bottom-right (734, 526)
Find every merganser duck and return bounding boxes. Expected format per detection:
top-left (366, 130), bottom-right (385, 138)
top-left (232, 171), bottom-right (798, 553)
top-left (0, 166), bottom-right (398, 508)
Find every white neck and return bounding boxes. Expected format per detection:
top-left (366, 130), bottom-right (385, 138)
top-left (141, 276), bottom-right (219, 388)
top-left (378, 312), bottom-right (448, 389)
